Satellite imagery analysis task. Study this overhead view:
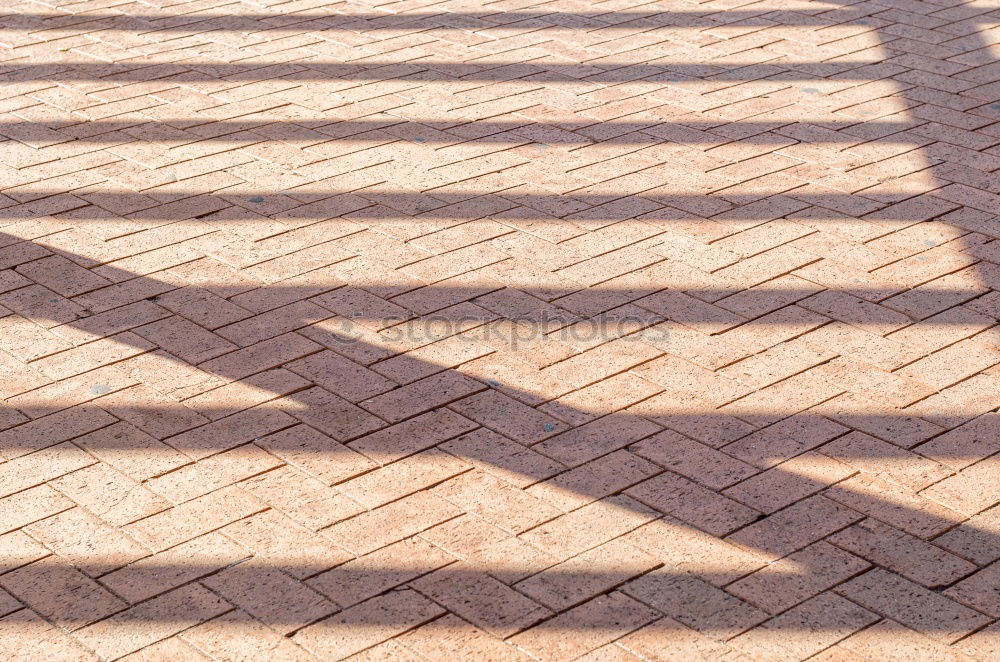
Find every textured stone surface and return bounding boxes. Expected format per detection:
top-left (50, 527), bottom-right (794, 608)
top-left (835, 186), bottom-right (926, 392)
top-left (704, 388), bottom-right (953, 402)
top-left (0, 0), bottom-right (998, 658)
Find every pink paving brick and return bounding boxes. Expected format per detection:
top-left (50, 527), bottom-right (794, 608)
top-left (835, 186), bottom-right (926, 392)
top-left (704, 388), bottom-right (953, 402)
top-left (2, 1), bottom-right (999, 658)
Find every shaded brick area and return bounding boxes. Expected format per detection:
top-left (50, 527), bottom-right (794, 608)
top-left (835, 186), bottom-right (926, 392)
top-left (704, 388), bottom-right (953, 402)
top-left (0, 0), bottom-right (998, 659)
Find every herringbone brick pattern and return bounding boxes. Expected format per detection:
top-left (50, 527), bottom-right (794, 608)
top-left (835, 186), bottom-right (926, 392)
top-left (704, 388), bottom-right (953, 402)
top-left (0, 0), bottom-right (998, 659)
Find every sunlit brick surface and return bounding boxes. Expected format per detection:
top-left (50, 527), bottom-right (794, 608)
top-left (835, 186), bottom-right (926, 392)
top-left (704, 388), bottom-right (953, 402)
top-left (0, 0), bottom-right (998, 659)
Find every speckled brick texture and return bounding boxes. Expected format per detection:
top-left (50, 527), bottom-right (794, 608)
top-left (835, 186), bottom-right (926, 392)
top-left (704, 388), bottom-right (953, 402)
top-left (0, 0), bottom-right (998, 659)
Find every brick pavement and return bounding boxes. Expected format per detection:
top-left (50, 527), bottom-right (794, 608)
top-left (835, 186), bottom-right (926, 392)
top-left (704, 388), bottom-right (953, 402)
top-left (0, 0), bottom-right (998, 659)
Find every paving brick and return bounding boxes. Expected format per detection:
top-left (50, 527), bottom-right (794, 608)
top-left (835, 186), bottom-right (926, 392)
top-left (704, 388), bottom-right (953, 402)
top-left (0, 406), bottom-right (115, 460)
top-left (288, 349), bottom-right (396, 402)
top-left (412, 565), bottom-right (551, 637)
top-left (221, 510), bottom-right (352, 580)
top-left (729, 593), bottom-right (878, 662)
top-left (360, 371), bottom-right (486, 423)
top-left (944, 561), bottom-right (1000, 617)
top-left (0, 442), bottom-right (95, 498)
top-left (338, 449), bottom-right (468, 508)
top-left (622, 618), bottom-right (751, 660)
top-left (323, 491), bottom-right (461, 556)
top-left (728, 540), bottom-right (871, 614)
top-left (0, 315), bottom-right (73, 362)
top-left (542, 372), bottom-right (664, 426)
top-left (934, 504), bottom-right (1000, 567)
top-left (623, 572), bottom-right (767, 640)
top-left (166, 407), bottom-right (296, 460)
top-left (0, 530), bottom-right (50, 574)
top-left (256, 423), bottom-right (377, 485)
top-left (101, 532), bottom-right (247, 603)
top-left (915, 413), bottom-right (999, 471)
top-left (900, 339), bottom-right (1000, 389)
top-left (727, 495), bottom-right (864, 562)
top-left (74, 585), bottom-right (231, 660)
top-left (181, 610), bottom-right (314, 662)
top-left (241, 466), bottom-right (362, 532)
top-left (838, 569), bottom-right (991, 644)
top-left (813, 393), bottom-right (945, 449)
top-left (816, 356), bottom-right (937, 408)
top-left (721, 369), bottom-right (845, 427)
top-left (622, 518), bottom-right (768, 588)
top-left (4, 2), bottom-right (1000, 656)
top-left (199, 332), bottom-right (321, 382)
top-left (528, 450), bottom-right (660, 512)
top-left (1, 560), bottom-right (127, 630)
top-left (203, 563), bottom-right (338, 634)
top-left (348, 408), bottom-right (477, 464)
top-left (820, 431), bottom-right (951, 492)
top-left (841, 620), bottom-right (981, 662)
top-left (955, 621), bottom-right (1000, 662)
top-left (0, 609), bottom-right (100, 662)
top-left (146, 444), bottom-right (283, 504)
top-left (634, 354), bottom-right (752, 406)
top-left (0, 348), bottom-right (49, 399)
top-left (215, 300), bottom-right (332, 347)
top-left (400, 614), bottom-right (534, 661)
top-left (626, 471), bottom-right (760, 537)
top-left (95, 384), bottom-right (209, 441)
top-left (519, 495), bottom-right (658, 559)
top-left (25, 508), bottom-right (148, 578)
top-left (825, 473), bottom-right (966, 539)
top-left (515, 538), bottom-right (659, 611)
top-left (802, 321), bottom-right (924, 370)
top-left (308, 537), bottom-right (451, 608)
top-left (53, 464), bottom-right (171, 528)
top-left (723, 451), bottom-right (855, 514)
top-left (123, 485), bottom-right (263, 552)
top-left (371, 333), bottom-right (494, 385)
top-left (0, 284), bottom-right (87, 328)
top-left (921, 457), bottom-right (1000, 516)
top-left (433, 470), bottom-right (561, 535)
top-left (0, 485), bottom-right (73, 535)
top-left (448, 389), bottom-right (568, 444)
top-left (133, 315), bottom-right (237, 364)
top-left (279, 386), bottom-right (385, 442)
top-left (293, 589), bottom-right (445, 660)
top-left (153, 286), bottom-right (252, 330)
top-left (830, 519), bottom-right (977, 589)
top-left (419, 515), bottom-right (556, 585)
top-left (718, 338), bottom-right (835, 390)
top-left (535, 415), bottom-right (661, 467)
top-left (183, 368), bottom-right (311, 421)
top-left (509, 592), bottom-right (658, 662)
top-left (632, 430), bottom-right (757, 490)
top-left (440, 427), bottom-right (563, 488)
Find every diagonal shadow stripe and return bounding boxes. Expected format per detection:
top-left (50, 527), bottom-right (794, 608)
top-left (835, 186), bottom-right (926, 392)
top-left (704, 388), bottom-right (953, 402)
top-left (1, 234), bottom-right (996, 600)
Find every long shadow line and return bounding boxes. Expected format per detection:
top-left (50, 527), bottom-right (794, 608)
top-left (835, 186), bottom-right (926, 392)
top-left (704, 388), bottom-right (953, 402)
top-left (0, 61), bottom-right (901, 82)
top-left (0, 191), bottom-right (969, 222)
top-left (0, 120), bottom-right (924, 144)
top-left (0, 560), bottom-right (992, 631)
top-left (1, 233), bottom-right (995, 551)
top-left (0, 8), bottom-right (901, 31)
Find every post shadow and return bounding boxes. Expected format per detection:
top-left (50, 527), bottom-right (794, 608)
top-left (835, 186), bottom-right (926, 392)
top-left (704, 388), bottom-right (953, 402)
top-left (0, 227), bottom-right (996, 639)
